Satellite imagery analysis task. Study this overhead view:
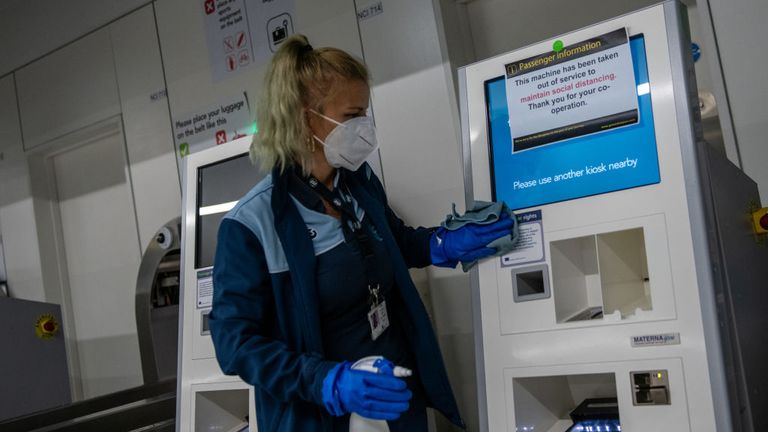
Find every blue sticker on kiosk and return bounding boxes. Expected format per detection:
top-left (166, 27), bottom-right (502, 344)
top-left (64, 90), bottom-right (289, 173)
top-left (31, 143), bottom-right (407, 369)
top-left (486, 35), bottom-right (660, 210)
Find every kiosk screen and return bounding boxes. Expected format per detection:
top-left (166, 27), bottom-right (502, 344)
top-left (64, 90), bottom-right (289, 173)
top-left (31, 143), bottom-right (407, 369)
top-left (485, 35), bottom-right (660, 210)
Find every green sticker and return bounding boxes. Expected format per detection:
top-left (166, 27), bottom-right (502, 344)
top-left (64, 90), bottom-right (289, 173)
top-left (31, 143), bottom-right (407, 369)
top-left (553, 40), bottom-right (564, 52)
top-left (180, 142), bottom-right (190, 158)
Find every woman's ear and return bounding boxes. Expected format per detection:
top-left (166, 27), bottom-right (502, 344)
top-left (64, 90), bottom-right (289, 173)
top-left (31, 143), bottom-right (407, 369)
top-left (304, 107), bottom-right (315, 133)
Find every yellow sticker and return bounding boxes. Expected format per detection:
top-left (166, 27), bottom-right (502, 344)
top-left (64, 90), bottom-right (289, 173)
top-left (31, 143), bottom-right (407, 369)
top-left (35, 314), bottom-right (60, 340)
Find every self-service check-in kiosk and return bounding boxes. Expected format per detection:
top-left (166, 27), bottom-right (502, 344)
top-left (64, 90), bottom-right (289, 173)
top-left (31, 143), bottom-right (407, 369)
top-left (459, 2), bottom-right (767, 431)
top-left (177, 137), bottom-right (264, 431)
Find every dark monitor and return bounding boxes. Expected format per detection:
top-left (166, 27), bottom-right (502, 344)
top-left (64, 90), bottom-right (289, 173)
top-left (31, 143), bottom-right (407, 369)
top-left (195, 153), bottom-right (265, 269)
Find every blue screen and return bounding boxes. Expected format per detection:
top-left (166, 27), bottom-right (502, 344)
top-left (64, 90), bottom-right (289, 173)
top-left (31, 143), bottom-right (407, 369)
top-left (485, 35), bottom-right (659, 210)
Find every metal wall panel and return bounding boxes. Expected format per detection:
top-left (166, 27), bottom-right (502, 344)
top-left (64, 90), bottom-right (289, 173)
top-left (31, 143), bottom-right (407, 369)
top-left (0, 297), bottom-right (71, 421)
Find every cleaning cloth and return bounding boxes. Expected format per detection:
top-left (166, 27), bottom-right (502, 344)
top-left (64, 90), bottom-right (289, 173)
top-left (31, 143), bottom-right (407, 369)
top-left (442, 200), bottom-right (519, 271)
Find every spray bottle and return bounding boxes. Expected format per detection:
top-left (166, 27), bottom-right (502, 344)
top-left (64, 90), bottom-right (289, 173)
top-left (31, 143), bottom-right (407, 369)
top-left (349, 356), bottom-right (413, 432)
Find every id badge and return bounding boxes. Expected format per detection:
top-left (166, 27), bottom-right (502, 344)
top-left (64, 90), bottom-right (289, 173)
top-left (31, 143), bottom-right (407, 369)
top-left (367, 300), bottom-right (390, 341)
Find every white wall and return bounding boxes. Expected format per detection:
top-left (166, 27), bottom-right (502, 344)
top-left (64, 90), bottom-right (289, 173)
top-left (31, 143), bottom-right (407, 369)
top-left (50, 124), bottom-right (144, 398)
top-left (110, 5), bottom-right (181, 250)
top-left (0, 75), bottom-right (46, 302)
top-left (7, 4), bottom-right (182, 290)
top-left (11, 4), bottom-right (181, 287)
top-left (0, 0), bottom-right (151, 77)
top-left (15, 28), bottom-right (121, 150)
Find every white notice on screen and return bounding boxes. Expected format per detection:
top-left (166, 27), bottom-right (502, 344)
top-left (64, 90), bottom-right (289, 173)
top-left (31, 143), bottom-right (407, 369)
top-left (504, 28), bottom-right (638, 152)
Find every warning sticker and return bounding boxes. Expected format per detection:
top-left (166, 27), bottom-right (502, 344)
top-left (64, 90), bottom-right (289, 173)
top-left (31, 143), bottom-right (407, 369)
top-left (501, 210), bottom-right (545, 267)
top-left (202, 0), bottom-right (253, 81)
top-left (202, 0), bottom-right (296, 82)
top-left (197, 268), bottom-right (214, 309)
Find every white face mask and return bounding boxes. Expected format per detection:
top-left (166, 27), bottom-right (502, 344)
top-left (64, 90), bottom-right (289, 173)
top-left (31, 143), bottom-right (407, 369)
top-left (310, 109), bottom-right (379, 172)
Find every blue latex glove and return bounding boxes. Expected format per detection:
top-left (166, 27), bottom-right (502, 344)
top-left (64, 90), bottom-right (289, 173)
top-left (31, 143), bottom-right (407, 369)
top-left (322, 361), bottom-right (412, 420)
top-left (430, 212), bottom-right (515, 268)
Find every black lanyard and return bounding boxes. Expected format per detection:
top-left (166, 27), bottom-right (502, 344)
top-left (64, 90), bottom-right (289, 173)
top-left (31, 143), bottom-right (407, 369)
top-left (295, 171), bottom-right (381, 298)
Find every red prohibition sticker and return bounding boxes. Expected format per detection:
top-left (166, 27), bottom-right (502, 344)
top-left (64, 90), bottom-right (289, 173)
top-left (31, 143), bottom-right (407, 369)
top-left (35, 314), bottom-right (60, 340)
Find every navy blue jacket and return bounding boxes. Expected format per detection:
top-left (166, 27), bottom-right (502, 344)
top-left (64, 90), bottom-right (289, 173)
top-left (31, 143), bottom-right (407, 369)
top-left (209, 163), bottom-right (464, 431)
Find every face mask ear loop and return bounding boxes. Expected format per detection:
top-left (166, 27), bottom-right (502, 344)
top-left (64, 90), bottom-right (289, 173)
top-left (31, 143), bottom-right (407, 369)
top-left (308, 108), bottom-right (344, 127)
top-left (312, 134), bottom-right (327, 149)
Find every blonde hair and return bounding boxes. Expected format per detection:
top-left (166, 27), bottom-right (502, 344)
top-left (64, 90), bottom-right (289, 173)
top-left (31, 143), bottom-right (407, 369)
top-left (251, 34), bottom-right (370, 173)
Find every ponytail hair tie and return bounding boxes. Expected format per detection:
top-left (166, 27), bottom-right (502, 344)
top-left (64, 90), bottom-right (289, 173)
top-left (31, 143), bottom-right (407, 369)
top-left (300, 43), bottom-right (313, 54)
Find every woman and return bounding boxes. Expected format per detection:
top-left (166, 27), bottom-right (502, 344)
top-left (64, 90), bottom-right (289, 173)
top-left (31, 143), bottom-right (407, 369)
top-left (209, 34), bottom-right (514, 431)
